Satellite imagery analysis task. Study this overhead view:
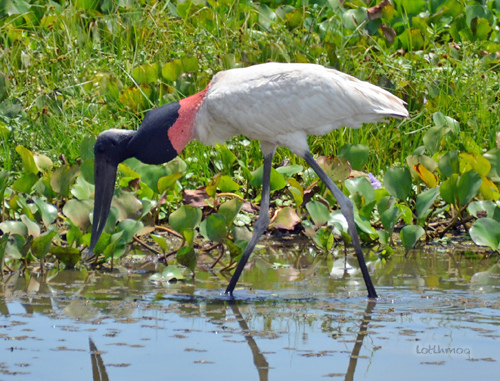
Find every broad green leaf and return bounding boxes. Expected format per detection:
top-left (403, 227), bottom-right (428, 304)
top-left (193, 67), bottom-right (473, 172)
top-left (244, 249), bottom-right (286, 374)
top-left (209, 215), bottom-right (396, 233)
top-left (316, 156), bottom-right (351, 182)
top-left (80, 159), bottom-right (95, 183)
top-left (33, 153), bottom-right (53, 172)
top-left (384, 167), bottom-right (412, 200)
top-left (484, 149), bottom-right (500, 182)
top-left (5, 234), bottom-right (28, 260)
top-left (415, 187), bottom-right (439, 219)
top-left (342, 8), bottom-right (366, 30)
top-left (380, 207), bottom-right (399, 233)
top-left (423, 126), bottom-right (446, 155)
top-left (139, 199), bottom-right (157, 219)
top-left (225, 238), bottom-right (245, 260)
top-left (398, 28), bottom-right (424, 50)
top-left (378, 230), bottom-right (389, 246)
top-left (33, 172), bottom-right (56, 199)
top-left (169, 205), bottom-right (202, 239)
top-left (400, 225), bottom-right (425, 254)
top-left (112, 190), bottom-right (142, 221)
top-left (271, 207), bottom-right (301, 230)
top-left (133, 163), bottom-right (169, 193)
top-left (258, 3), bottom-right (276, 29)
top-left (50, 246), bottom-right (81, 269)
top-left (103, 231), bottom-right (125, 260)
top-left (32, 197), bottom-right (57, 228)
top-left (84, 232), bottom-right (111, 255)
top-left (0, 220), bottom-right (28, 237)
top-left (215, 144), bottom-right (237, 169)
top-left (314, 227), bottom-right (334, 251)
top-left (433, 112), bottom-right (460, 133)
top-left (165, 157), bottom-right (188, 175)
top-left (345, 177), bottom-right (375, 204)
top-left (479, 177), bottom-right (500, 201)
top-left (31, 230), bottom-right (57, 260)
top-left (66, 221), bottom-right (83, 247)
top-left (200, 213), bottom-right (227, 243)
top-left (250, 166), bottom-right (287, 191)
top-left (177, 246), bottom-right (197, 272)
top-left (218, 175), bottom-right (240, 192)
top-left (474, 17), bottom-right (492, 40)
top-left (219, 198), bottom-right (243, 226)
top-left (181, 56), bottom-right (198, 72)
top-left (20, 215), bottom-right (40, 238)
top-left (132, 63), bottom-right (160, 84)
top-left (162, 59), bottom-right (183, 82)
top-left (161, 265), bottom-right (185, 281)
top-left (398, 0), bottom-right (427, 14)
top-left (64, 199), bottom-right (94, 230)
top-left (12, 173), bottom-right (38, 193)
top-left (397, 204), bottom-right (413, 225)
top-left (15, 145), bottom-right (38, 174)
top-left (468, 201), bottom-right (500, 220)
top-left (79, 135), bottom-right (96, 161)
top-left (117, 219), bottom-right (144, 244)
top-left (465, 4), bottom-right (493, 27)
top-left (359, 200), bottom-right (376, 221)
top-left (306, 201), bottom-right (329, 227)
top-left (71, 176), bottom-right (94, 200)
top-left (377, 195), bottom-right (396, 216)
top-left (0, 233), bottom-right (9, 273)
top-left (338, 144), bottom-right (369, 171)
top-left (151, 234), bottom-right (167, 254)
top-left (438, 150), bottom-right (459, 177)
top-left (287, 177), bottom-right (304, 207)
top-left (469, 218), bottom-right (500, 251)
top-left (459, 153), bottom-right (491, 176)
top-left (440, 173), bottom-right (459, 205)
top-left (13, 193), bottom-right (34, 219)
top-left (328, 210), bottom-right (348, 232)
top-left (157, 173), bottom-right (183, 193)
top-left (458, 171), bottom-right (482, 207)
top-left (276, 165), bottom-right (303, 177)
top-left (51, 165), bottom-right (80, 198)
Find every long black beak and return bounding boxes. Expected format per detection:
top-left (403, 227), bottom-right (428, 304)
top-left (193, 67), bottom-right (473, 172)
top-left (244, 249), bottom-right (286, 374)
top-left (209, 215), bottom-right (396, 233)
top-left (88, 156), bottom-right (118, 255)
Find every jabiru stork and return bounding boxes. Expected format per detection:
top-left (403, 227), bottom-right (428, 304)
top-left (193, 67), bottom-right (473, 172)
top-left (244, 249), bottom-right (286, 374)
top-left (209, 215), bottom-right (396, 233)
top-left (88, 62), bottom-right (409, 298)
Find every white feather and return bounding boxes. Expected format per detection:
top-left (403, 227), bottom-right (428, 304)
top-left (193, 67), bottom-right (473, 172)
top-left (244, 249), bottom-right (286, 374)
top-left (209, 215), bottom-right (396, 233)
top-left (194, 62), bottom-right (408, 156)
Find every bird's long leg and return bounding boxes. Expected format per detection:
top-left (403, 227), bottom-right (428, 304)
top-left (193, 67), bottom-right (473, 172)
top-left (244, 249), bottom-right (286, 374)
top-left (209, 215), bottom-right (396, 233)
top-left (304, 152), bottom-right (378, 299)
top-left (225, 150), bottom-right (275, 295)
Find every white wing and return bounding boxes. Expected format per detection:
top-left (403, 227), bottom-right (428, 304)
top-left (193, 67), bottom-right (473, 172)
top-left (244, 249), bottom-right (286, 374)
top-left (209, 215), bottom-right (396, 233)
top-left (194, 63), bottom-right (408, 155)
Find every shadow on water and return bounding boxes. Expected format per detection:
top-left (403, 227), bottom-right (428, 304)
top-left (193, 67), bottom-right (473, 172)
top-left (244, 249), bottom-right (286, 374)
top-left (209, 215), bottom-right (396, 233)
top-left (1, 244), bottom-right (499, 380)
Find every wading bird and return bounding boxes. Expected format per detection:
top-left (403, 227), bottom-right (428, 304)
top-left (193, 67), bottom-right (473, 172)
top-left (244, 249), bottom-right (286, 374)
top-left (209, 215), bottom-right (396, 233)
top-left (88, 62), bottom-right (408, 298)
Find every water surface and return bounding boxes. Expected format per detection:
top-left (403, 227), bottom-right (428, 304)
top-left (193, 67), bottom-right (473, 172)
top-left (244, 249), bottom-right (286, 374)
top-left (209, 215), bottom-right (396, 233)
top-left (1, 245), bottom-right (499, 380)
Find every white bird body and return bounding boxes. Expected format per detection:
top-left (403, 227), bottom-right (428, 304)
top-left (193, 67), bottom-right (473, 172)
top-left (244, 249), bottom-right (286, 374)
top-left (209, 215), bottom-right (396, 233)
top-left (89, 62), bottom-right (409, 298)
top-left (194, 63), bottom-right (408, 155)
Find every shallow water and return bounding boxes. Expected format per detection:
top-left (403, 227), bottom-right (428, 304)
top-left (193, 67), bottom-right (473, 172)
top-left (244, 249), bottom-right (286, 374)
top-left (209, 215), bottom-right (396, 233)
top-left (1, 245), bottom-right (499, 380)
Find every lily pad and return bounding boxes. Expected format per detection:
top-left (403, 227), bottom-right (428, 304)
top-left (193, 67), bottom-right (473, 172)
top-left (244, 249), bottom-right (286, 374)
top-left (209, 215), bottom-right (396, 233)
top-left (400, 225), bottom-right (425, 254)
top-left (469, 218), bottom-right (500, 251)
top-left (177, 246), bottom-right (197, 272)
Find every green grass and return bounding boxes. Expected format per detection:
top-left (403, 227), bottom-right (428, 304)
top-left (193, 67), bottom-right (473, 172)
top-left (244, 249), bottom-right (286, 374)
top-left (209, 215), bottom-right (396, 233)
top-left (0, 0), bottom-right (498, 177)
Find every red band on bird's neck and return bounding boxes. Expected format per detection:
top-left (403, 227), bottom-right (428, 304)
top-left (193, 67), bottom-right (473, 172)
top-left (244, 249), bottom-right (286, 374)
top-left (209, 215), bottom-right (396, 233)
top-left (168, 87), bottom-right (209, 154)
